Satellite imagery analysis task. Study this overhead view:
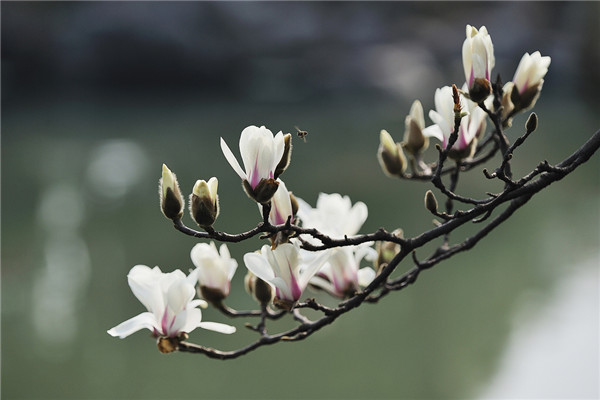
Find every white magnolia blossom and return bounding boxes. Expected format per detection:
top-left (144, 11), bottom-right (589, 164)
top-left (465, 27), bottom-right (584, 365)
top-left (260, 179), bottom-right (293, 225)
top-left (190, 242), bottom-right (238, 299)
top-left (310, 246), bottom-right (377, 298)
top-left (422, 86), bottom-right (485, 153)
top-left (220, 125), bottom-right (286, 190)
top-left (462, 25), bottom-right (495, 89)
top-left (243, 243), bottom-right (328, 307)
top-left (512, 51), bottom-right (551, 95)
top-left (107, 265), bottom-right (235, 339)
top-left (296, 193), bottom-right (368, 240)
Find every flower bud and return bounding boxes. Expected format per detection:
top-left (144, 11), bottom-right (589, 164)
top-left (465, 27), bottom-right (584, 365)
top-left (378, 129), bottom-right (407, 177)
top-left (469, 78), bottom-right (492, 103)
top-left (244, 270), bottom-right (274, 306)
top-left (274, 133), bottom-right (292, 179)
top-left (424, 190), bottom-right (438, 214)
top-left (462, 25), bottom-right (495, 103)
top-left (243, 178), bottom-right (280, 204)
top-left (375, 229), bottom-right (403, 272)
top-left (510, 51), bottom-right (551, 113)
top-left (526, 112), bottom-right (538, 134)
top-left (159, 164), bottom-right (184, 220)
top-left (402, 100), bottom-right (428, 156)
top-left (189, 177), bottom-right (219, 228)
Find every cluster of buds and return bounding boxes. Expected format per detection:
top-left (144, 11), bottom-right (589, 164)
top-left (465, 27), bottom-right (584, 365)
top-left (159, 164), bottom-right (220, 229)
top-left (378, 24), bottom-right (550, 172)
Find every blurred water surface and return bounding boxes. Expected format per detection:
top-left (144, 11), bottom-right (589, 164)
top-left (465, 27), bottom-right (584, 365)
top-left (2, 2), bottom-right (599, 399)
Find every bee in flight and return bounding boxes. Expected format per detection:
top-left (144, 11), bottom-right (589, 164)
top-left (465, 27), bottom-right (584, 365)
top-left (295, 126), bottom-right (308, 142)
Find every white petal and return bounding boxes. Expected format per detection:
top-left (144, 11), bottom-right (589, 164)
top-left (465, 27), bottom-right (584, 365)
top-left (190, 299), bottom-right (208, 309)
top-left (357, 267), bottom-right (376, 287)
top-left (345, 201), bottom-right (368, 236)
top-left (127, 265), bottom-right (164, 313)
top-left (422, 123), bottom-right (445, 143)
top-left (309, 275), bottom-right (336, 294)
top-left (298, 249), bottom-right (331, 290)
top-left (171, 308), bottom-right (202, 336)
top-left (166, 279), bottom-right (195, 314)
top-left (220, 137), bottom-right (247, 181)
top-left (198, 321), bottom-right (236, 334)
top-left (107, 312), bottom-right (157, 338)
top-left (243, 251), bottom-right (275, 283)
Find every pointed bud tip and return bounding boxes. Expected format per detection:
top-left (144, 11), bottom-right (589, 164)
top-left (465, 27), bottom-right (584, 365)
top-left (425, 190), bottom-right (438, 214)
top-left (526, 112), bottom-right (538, 133)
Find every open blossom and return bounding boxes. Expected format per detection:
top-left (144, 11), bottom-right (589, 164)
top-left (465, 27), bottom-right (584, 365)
top-left (462, 25), bottom-right (495, 102)
top-left (107, 265), bottom-right (235, 339)
top-left (422, 86), bottom-right (485, 160)
top-left (309, 246), bottom-right (376, 298)
top-left (296, 193), bottom-right (368, 240)
top-left (190, 242), bottom-right (238, 304)
top-left (243, 243), bottom-right (328, 309)
top-left (220, 125), bottom-right (291, 203)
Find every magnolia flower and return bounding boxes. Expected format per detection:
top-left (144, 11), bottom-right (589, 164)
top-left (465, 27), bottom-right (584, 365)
top-left (190, 242), bottom-right (238, 304)
top-left (243, 243), bottom-right (328, 309)
top-left (159, 164), bottom-right (184, 220)
top-left (296, 193), bottom-right (368, 240)
top-left (309, 246), bottom-right (376, 298)
top-left (508, 51), bottom-right (551, 112)
top-left (462, 25), bottom-right (495, 103)
top-left (107, 265), bottom-right (235, 340)
top-left (189, 177), bottom-right (219, 228)
top-left (422, 86), bottom-right (483, 160)
top-left (220, 125), bottom-right (291, 203)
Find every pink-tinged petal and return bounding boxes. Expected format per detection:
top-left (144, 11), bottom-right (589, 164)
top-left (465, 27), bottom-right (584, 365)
top-left (220, 137), bottom-right (247, 181)
top-left (198, 321), bottom-right (236, 334)
top-left (107, 312), bottom-right (157, 339)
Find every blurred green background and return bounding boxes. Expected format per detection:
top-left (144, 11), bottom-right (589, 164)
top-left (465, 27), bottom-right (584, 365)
top-left (2, 2), bottom-right (599, 399)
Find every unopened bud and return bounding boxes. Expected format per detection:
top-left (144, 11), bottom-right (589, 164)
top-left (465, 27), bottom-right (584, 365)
top-left (189, 177), bottom-right (219, 228)
top-left (375, 229), bottom-right (403, 272)
top-left (378, 129), bottom-right (407, 177)
top-left (159, 164), bottom-right (184, 220)
top-left (402, 100), bottom-right (428, 156)
top-left (244, 271), bottom-right (274, 306)
top-left (243, 178), bottom-right (280, 204)
top-left (424, 190), bottom-right (438, 214)
top-left (525, 112), bottom-right (538, 133)
top-left (198, 285), bottom-right (226, 305)
top-left (469, 78), bottom-right (492, 104)
top-left (274, 133), bottom-right (292, 179)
